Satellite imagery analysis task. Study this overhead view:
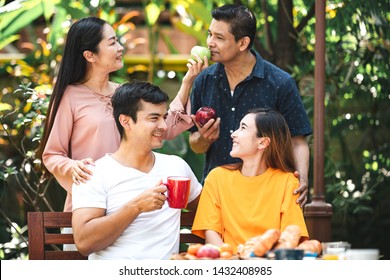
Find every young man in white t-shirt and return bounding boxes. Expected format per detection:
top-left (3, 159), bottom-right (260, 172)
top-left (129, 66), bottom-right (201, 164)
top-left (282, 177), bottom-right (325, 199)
top-left (72, 81), bottom-right (202, 260)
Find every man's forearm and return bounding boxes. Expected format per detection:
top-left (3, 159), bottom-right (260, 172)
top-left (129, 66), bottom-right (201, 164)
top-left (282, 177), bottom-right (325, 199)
top-left (73, 204), bottom-right (141, 256)
top-left (292, 136), bottom-right (310, 184)
top-left (189, 131), bottom-right (212, 154)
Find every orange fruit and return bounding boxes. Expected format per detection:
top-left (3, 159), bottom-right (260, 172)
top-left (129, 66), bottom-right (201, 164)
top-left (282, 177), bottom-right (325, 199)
top-left (220, 251), bottom-right (233, 259)
top-left (219, 243), bottom-right (234, 254)
top-left (187, 243), bottom-right (203, 256)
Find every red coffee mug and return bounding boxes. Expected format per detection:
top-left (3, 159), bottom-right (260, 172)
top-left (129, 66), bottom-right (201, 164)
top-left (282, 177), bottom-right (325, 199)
top-left (166, 176), bottom-right (191, 209)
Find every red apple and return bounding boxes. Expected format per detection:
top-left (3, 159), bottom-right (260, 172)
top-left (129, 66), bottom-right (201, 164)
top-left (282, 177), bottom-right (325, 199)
top-left (196, 244), bottom-right (221, 259)
top-left (195, 106), bottom-right (216, 127)
top-left (205, 244), bottom-right (221, 258)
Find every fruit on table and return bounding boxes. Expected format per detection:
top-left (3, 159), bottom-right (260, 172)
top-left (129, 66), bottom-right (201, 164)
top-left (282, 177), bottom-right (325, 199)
top-left (187, 243), bottom-right (203, 256)
top-left (219, 243), bottom-right (234, 254)
top-left (187, 243), bottom-right (235, 259)
top-left (190, 46), bottom-right (211, 60)
top-left (220, 251), bottom-right (233, 259)
top-left (219, 243), bottom-right (234, 259)
top-left (195, 106), bottom-right (217, 127)
top-left (195, 244), bottom-right (221, 259)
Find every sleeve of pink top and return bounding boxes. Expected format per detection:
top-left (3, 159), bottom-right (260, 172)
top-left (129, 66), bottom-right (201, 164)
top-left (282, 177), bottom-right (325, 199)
top-left (164, 95), bottom-right (194, 140)
top-left (42, 94), bottom-right (75, 194)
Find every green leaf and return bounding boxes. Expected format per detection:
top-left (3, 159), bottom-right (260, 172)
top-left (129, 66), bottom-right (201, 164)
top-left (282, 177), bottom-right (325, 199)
top-left (58, 1), bottom-right (88, 19)
top-left (40, 0), bottom-right (58, 22)
top-left (0, 5), bottom-right (44, 40)
top-left (0, 103), bottom-right (13, 111)
top-left (145, 2), bottom-right (161, 26)
top-left (171, 20), bottom-right (207, 43)
top-left (184, 1), bottom-right (212, 24)
top-left (0, 34), bottom-right (19, 50)
top-left (46, 6), bottom-right (67, 48)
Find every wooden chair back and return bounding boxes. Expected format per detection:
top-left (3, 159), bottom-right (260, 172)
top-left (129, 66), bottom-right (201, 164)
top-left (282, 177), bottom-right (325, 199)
top-left (180, 210), bottom-right (205, 245)
top-left (27, 212), bottom-right (87, 260)
top-left (27, 210), bottom-right (203, 260)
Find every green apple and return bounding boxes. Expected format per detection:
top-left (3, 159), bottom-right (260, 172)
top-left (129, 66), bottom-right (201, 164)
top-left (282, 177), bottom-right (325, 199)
top-left (190, 46), bottom-right (211, 60)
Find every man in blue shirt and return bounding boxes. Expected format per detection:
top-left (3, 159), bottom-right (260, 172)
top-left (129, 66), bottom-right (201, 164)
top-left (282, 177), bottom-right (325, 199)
top-left (189, 4), bottom-right (312, 206)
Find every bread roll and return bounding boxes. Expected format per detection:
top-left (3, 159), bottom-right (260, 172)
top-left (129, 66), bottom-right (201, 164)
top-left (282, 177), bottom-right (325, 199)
top-left (297, 239), bottom-right (322, 255)
top-left (253, 229), bottom-right (281, 257)
top-left (237, 236), bottom-right (257, 258)
top-left (275, 225), bottom-right (301, 249)
top-left (238, 229), bottom-right (281, 258)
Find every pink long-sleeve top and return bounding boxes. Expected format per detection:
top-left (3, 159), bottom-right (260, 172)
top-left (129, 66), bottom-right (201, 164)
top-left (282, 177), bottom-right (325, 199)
top-left (42, 84), bottom-right (193, 212)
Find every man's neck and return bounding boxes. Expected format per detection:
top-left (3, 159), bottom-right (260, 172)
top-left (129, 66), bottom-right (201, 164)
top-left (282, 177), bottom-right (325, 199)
top-left (224, 50), bottom-right (256, 91)
top-left (111, 145), bottom-right (155, 173)
top-left (225, 50), bottom-right (255, 73)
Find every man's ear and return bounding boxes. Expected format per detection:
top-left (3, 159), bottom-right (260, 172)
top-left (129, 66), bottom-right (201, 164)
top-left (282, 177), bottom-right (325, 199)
top-left (83, 50), bottom-right (96, 63)
top-left (119, 114), bottom-right (132, 130)
top-left (239, 36), bottom-right (251, 51)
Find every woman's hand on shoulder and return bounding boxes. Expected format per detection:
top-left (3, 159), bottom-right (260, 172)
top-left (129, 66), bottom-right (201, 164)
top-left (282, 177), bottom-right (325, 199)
top-left (72, 158), bottom-right (95, 185)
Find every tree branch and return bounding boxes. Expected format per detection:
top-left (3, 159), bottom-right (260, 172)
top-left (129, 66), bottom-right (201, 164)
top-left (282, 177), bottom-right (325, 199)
top-left (261, 0), bottom-right (274, 55)
top-left (296, 3), bottom-right (315, 34)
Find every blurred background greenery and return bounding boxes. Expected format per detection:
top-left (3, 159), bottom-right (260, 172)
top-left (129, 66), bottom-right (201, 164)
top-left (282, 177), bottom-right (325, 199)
top-left (0, 0), bottom-right (388, 259)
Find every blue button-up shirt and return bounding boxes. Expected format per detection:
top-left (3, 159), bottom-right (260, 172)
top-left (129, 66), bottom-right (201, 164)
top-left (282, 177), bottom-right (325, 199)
top-left (190, 50), bottom-right (312, 182)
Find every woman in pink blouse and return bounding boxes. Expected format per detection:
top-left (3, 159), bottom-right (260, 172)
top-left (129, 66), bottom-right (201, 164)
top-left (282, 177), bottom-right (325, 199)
top-left (38, 17), bottom-right (206, 212)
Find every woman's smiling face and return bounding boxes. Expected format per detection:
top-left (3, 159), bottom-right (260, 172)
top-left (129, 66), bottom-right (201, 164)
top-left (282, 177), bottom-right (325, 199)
top-left (230, 113), bottom-right (261, 159)
top-left (94, 23), bottom-right (124, 73)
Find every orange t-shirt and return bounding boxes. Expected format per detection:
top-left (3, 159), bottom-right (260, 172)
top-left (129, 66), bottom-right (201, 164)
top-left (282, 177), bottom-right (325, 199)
top-left (192, 167), bottom-right (308, 252)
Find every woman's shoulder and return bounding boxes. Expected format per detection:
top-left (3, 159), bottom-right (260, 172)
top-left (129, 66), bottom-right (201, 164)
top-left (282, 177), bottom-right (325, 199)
top-left (208, 165), bottom-right (237, 177)
top-left (63, 84), bottom-right (88, 98)
top-left (268, 168), bottom-right (296, 179)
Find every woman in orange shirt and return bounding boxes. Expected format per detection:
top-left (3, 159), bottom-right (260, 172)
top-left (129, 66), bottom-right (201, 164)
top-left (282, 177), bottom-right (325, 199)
top-left (192, 108), bottom-right (308, 251)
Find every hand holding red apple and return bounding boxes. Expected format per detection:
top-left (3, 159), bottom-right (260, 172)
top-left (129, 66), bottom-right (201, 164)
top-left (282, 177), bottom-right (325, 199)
top-left (195, 106), bottom-right (217, 127)
top-left (191, 107), bottom-right (220, 151)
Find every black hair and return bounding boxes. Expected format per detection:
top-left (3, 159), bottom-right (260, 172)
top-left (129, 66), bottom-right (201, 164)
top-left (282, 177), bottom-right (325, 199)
top-left (112, 81), bottom-right (169, 138)
top-left (212, 4), bottom-right (257, 49)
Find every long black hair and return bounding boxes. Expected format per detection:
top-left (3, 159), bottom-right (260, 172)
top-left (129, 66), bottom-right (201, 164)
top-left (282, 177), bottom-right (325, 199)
top-left (37, 17), bottom-right (107, 174)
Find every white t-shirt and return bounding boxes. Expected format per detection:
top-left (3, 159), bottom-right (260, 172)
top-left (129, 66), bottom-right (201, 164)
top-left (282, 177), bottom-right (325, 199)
top-left (72, 152), bottom-right (202, 260)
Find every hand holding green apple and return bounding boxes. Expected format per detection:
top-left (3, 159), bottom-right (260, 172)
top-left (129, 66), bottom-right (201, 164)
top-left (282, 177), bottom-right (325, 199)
top-left (190, 46), bottom-right (211, 61)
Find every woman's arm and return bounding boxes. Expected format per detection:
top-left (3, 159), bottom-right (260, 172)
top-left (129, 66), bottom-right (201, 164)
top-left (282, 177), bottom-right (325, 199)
top-left (205, 230), bottom-right (223, 246)
top-left (164, 56), bottom-right (208, 140)
top-left (42, 94), bottom-right (77, 192)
